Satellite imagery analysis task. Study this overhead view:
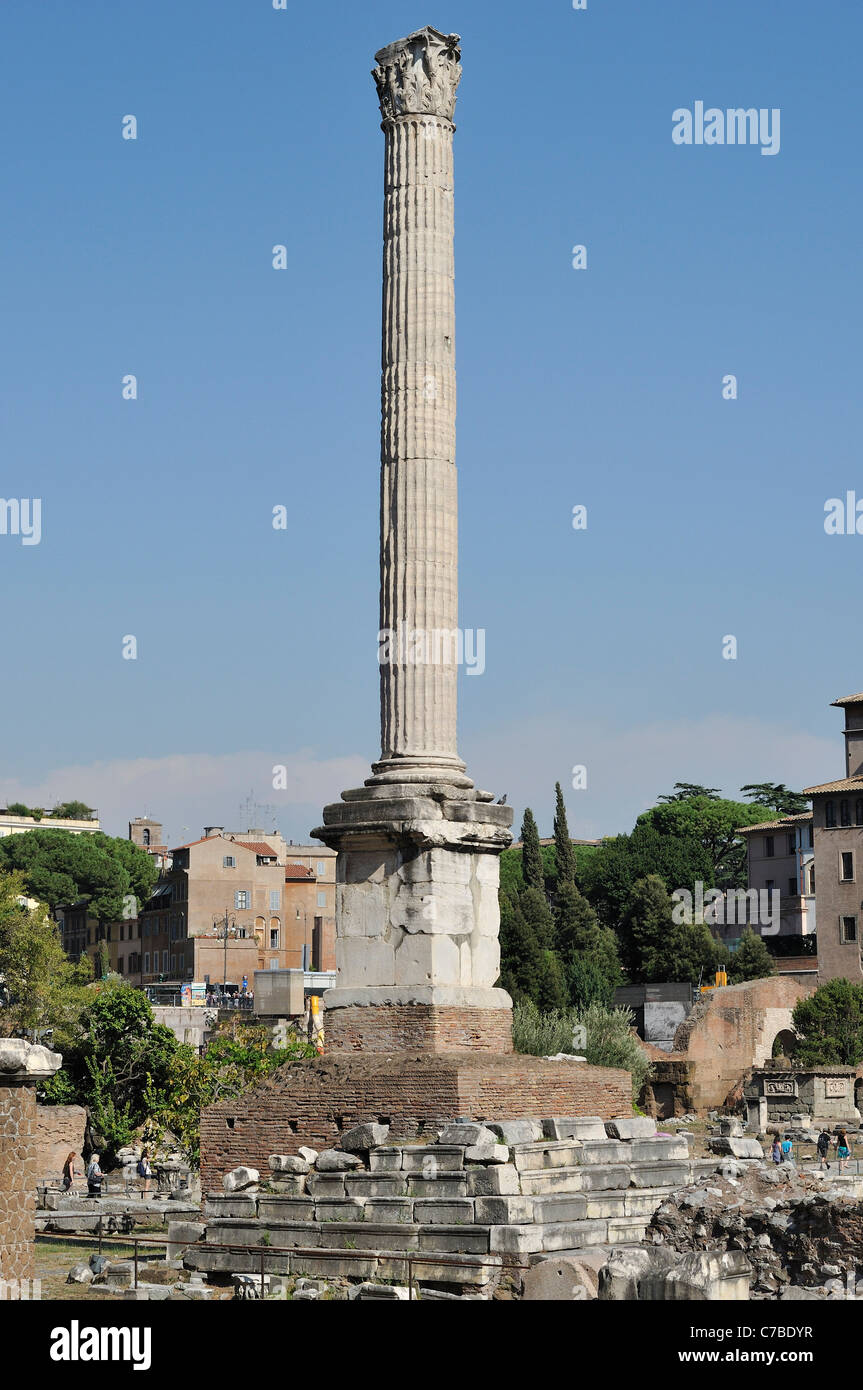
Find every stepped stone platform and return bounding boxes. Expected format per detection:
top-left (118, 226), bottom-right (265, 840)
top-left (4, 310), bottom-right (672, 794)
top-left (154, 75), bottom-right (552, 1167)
top-left (186, 1118), bottom-right (739, 1290)
top-left (199, 1053), bottom-right (632, 1193)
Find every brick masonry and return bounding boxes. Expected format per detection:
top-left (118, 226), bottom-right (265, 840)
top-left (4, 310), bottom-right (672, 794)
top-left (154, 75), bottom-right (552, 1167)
top-left (326, 1005), bottom-right (513, 1054)
top-left (34, 1104), bottom-right (88, 1184)
top-left (0, 1081), bottom-right (38, 1284)
top-left (200, 1052), bottom-right (632, 1191)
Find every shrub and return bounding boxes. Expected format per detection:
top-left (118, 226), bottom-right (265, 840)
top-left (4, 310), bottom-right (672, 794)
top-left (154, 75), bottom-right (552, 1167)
top-left (512, 998), bottom-right (651, 1099)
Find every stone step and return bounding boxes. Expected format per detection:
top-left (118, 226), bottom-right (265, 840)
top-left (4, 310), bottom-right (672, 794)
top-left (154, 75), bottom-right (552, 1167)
top-left (185, 1243), bottom-right (501, 1286)
top-left (511, 1141), bottom-right (584, 1171)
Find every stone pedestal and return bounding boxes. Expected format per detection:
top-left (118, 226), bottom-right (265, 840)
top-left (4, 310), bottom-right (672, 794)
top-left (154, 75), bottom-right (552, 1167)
top-left (0, 1040), bottom-right (62, 1286)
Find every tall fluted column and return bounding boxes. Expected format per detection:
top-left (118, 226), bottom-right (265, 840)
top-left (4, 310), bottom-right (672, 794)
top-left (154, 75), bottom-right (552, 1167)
top-left (370, 28), bottom-right (468, 787)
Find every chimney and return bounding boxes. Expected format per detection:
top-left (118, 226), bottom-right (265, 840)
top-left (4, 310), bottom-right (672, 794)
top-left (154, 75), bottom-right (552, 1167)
top-left (203, 826), bottom-right (224, 838)
top-left (832, 695), bottom-right (863, 778)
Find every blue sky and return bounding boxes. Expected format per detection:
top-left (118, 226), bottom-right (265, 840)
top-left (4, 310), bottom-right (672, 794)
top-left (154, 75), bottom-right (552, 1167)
top-left (1, 0), bottom-right (860, 846)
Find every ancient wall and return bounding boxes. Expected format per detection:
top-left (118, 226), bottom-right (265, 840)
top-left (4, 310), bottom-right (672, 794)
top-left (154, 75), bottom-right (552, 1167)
top-left (33, 1104), bottom-right (88, 1184)
top-left (0, 1042), bottom-right (61, 1286)
top-left (649, 978), bottom-right (815, 1115)
top-left (200, 1053), bottom-right (632, 1191)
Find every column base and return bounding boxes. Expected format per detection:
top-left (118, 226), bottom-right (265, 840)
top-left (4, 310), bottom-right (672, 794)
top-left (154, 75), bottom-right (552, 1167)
top-left (325, 990), bottom-right (513, 1054)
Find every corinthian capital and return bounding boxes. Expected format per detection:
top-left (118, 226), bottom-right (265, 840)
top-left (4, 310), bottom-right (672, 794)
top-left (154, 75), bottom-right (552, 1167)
top-left (373, 26), bottom-right (461, 123)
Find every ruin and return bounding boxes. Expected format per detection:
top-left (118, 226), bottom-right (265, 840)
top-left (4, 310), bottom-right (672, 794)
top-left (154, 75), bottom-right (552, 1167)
top-left (0, 1039), bottom-right (61, 1285)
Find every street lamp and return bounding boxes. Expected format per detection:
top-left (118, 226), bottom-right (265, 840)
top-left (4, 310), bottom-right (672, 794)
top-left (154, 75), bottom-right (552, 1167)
top-left (213, 909), bottom-right (240, 995)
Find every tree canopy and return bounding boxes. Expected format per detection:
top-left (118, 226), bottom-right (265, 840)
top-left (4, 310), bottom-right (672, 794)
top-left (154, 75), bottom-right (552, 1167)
top-left (792, 979), bottom-right (863, 1067)
top-left (0, 828), bottom-right (157, 922)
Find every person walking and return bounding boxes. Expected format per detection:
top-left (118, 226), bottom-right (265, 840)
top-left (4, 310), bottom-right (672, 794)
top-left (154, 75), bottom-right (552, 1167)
top-left (816, 1129), bottom-right (832, 1170)
top-left (781, 1133), bottom-right (794, 1164)
top-left (61, 1151), bottom-right (78, 1192)
top-left (770, 1136), bottom-right (782, 1164)
top-left (86, 1153), bottom-right (103, 1198)
top-left (136, 1148), bottom-right (153, 1197)
top-left (836, 1128), bottom-right (851, 1174)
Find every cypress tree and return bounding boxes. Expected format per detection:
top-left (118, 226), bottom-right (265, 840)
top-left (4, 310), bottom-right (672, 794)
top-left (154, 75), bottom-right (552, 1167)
top-left (555, 879), bottom-right (622, 1003)
top-left (728, 929), bottom-right (774, 983)
top-left (520, 808), bottom-right (545, 893)
top-left (538, 951), bottom-right (570, 1013)
top-left (553, 782), bottom-right (576, 886)
top-left (499, 892), bottom-right (544, 1004)
top-left (519, 884), bottom-right (556, 951)
top-left (567, 955), bottom-right (615, 1011)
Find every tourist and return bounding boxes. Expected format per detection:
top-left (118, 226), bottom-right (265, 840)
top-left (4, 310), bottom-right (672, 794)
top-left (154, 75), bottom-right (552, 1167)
top-left (817, 1129), bottom-right (832, 1170)
top-left (770, 1136), bottom-right (782, 1164)
top-left (61, 1151), bottom-right (78, 1192)
top-left (137, 1148), bottom-right (153, 1196)
top-left (86, 1153), bottom-right (103, 1198)
top-left (781, 1134), bottom-right (794, 1163)
top-left (836, 1128), bottom-right (851, 1174)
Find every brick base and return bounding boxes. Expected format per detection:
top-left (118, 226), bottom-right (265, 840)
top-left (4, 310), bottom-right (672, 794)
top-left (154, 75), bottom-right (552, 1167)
top-left (326, 1005), bottom-right (513, 1054)
top-left (199, 1051), bottom-right (632, 1192)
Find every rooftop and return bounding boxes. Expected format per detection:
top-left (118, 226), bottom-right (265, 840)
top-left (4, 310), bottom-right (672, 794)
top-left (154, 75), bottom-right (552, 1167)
top-left (802, 776), bottom-right (863, 795)
top-left (736, 813), bottom-right (812, 835)
top-left (831, 693), bottom-right (863, 707)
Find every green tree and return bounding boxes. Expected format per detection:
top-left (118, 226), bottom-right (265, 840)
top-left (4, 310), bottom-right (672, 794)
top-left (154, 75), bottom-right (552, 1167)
top-left (658, 783), bottom-right (722, 802)
top-left (740, 783), bottom-right (810, 816)
top-left (538, 951), bottom-right (569, 1012)
top-left (520, 808), bottom-right (545, 893)
top-left (519, 885), bottom-right (555, 951)
top-left (792, 979), bottom-right (863, 1067)
top-left (49, 801), bottom-right (96, 821)
top-left (728, 928), bottom-right (775, 983)
top-left (567, 955), bottom-right (616, 1011)
top-left (5, 802), bottom-right (41, 820)
top-left (554, 880), bottom-right (621, 1002)
top-left (499, 893), bottom-right (544, 1004)
top-left (0, 872), bottom-right (92, 1039)
top-left (0, 828), bottom-right (156, 923)
top-left (619, 874), bottom-right (727, 985)
top-left (553, 783), bottom-right (576, 887)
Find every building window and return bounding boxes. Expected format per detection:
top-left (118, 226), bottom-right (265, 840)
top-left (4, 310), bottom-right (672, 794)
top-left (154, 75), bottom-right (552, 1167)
top-left (809, 867), bottom-right (816, 892)
top-left (162, 950), bottom-right (168, 971)
top-left (235, 890), bottom-right (251, 910)
top-left (826, 801), bottom-right (836, 828)
top-left (842, 915), bottom-right (858, 944)
top-left (170, 954), bottom-right (176, 972)
top-left (143, 828), bottom-right (150, 846)
top-left (296, 906), bottom-right (301, 919)
top-left (316, 861), bottom-right (325, 876)
top-left (223, 855), bottom-right (236, 868)
top-left (269, 889), bottom-right (281, 910)
top-left (841, 800), bottom-right (851, 827)
top-left (808, 823), bottom-right (814, 848)
top-left (144, 952), bottom-right (150, 973)
top-left (857, 800), bottom-right (863, 827)
top-left (270, 924), bottom-right (280, 949)
top-left (788, 877), bottom-right (796, 897)
top-left (787, 833), bottom-right (796, 855)
top-left (765, 837), bottom-right (774, 858)
top-left (317, 891), bottom-right (326, 908)
top-left (841, 851), bottom-right (855, 882)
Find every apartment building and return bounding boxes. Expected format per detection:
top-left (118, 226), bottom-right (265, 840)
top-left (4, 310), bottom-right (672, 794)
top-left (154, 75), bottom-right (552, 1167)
top-left (804, 692), bottom-right (863, 984)
top-left (735, 812), bottom-right (815, 947)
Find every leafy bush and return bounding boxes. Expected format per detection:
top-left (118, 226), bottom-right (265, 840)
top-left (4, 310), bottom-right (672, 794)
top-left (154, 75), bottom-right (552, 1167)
top-left (512, 998), bottom-right (651, 1099)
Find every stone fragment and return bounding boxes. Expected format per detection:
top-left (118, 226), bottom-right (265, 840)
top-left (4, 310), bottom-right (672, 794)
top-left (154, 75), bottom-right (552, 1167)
top-left (719, 1118), bottom-right (745, 1137)
top-left (487, 1120), bottom-right (543, 1145)
top-left (67, 1263), bottom-right (93, 1285)
top-left (543, 1117), bottom-right (607, 1142)
top-left (438, 1123), bottom-right (496, 1146)
top-left (465, 1143), bottom-right (509, 1164)
top-left (464, 1165), bottom-right (521, 1196)
top-left (223, 1166), bottom-right (260, 1192)
top-left (522, 1256), bottom-right (600, 1301)
top-left (269, 1154), bottom-right (310, 1174)
top-left (708, 1137), bottom-right (763, 1159)
top-left (166, 1221), bottom-right (205, 1260)
top-left (315, 1149), bottom-right (364, 1172)
top-left (340, 1123), bottom-right (390, 1152)
top-left (297, 1147), bottom-right (319, 1165)
top-left (605, 1117), bottom-right (657, 1140)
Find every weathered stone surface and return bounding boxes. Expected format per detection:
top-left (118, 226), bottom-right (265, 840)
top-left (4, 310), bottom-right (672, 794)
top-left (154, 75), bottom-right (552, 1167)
top-left (599, 1249), bottom-right (655, 1300)
top-left (344, 1175), bottom-right (407, 1198)
top-left (488, 1120), bottom-right (543, 1145)
top-left (308, 1173), bottom-right (347, 1198)
top-left (413, 1199), bottom-right (475, 1225)
top-left (475, 1196), bottom-right (535, 1225)
top-left (465, 1143), bottom-right (509, 1164)
top-left (605, 1117), bottom-right (657, 1141)
top-left (522, 1256), bottom-right (599, 1301)
top-left (368, 1148), bottom-right (403, 1173)
top-left (166, 1222), bottom-right (205, 1261)
top-left (438, 1123), bottom-right (495, 1147)
top-left (543, 1117), bottom-right (607, 1142)
top-left (641, 1251), bottom-right (751, 1302)
top-left (488, 1224), bottom-right (543, 1255)
top-left (297, 1147), bottom-right (319, 1165)
top-left (268, 1154), bottom-right (310, 1174)
top-left (708, 1137), bottom-right (764, 1160)
top-left (223, 1166), bottom-right (260, 1192)
top-left (66, 1262), bottom-right (93, 1285)
top-left (464, 1165), bottom-right (521, 1196)
top-left (340, 1123), bottom-right (390, 1152)
top-left (315, 1149), bottom-right (364, 1172)
top-left (401, 1146), bottom-right (464, 1173)
top-left (406, 1175), bottom-right (468, 1199)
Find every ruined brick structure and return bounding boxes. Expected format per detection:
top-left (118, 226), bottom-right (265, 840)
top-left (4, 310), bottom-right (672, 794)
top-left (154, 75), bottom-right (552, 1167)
top-left (200, 1053), bottom-right (631, 1193)
top-left (0, 1041), bottom-right (61, 1285)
